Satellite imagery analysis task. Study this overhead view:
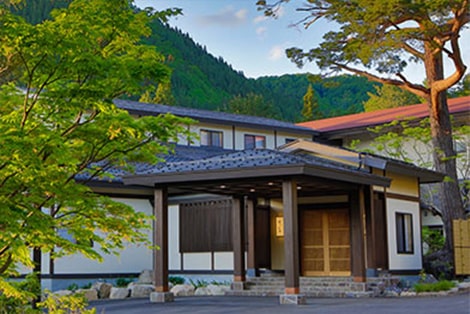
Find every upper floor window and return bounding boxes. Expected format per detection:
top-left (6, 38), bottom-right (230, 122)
top-left (396, 212), bottom-right (413, 254)
top-left (245, 134), bottom-right (266, 149)
top-left (200, 129), bottom-right (223, 147)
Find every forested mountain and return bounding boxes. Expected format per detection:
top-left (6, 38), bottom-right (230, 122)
top-left (12, 0), bottom-right (379, 122)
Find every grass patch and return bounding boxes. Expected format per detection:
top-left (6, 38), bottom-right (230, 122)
top-left (414, 280), bottom-right (455, 292)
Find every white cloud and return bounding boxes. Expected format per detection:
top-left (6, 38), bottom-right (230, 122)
top-left (256, 26), bottom-right (267, 36)
top-left (196, 6), bottom-right (248, 27)
top-left (253, 15), bottom-right (268, 24)
top-left (268, 45), bottom-right (285, 61)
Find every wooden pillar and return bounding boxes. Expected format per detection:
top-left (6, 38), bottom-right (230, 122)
top-left (150, 187), bottom-right (173, 302)
top-left (232, 197), bottom-right (246, 290)
top-left (280, 180), bottom-right (306, 304)
top-left (350, 186), bottom-right (367, 282)
top-left (282, 180), bottom-right (300, 294)
top-left (247, 198), bottom-right (259, 277)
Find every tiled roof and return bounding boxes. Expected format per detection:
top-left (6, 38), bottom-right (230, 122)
top-left (77, 144), bottom-right (234, 183)
top-left (135, 148), bottom-right (365, 175)
top-left (114, 99), bottom-right (316, 135)
top-left (297, 95), bottom-right (470, 132)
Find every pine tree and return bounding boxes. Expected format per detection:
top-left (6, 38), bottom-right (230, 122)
top-left (301, 84), bottom-right (321, 121)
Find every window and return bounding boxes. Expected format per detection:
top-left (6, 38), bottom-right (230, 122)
top-left (200, 129), bottom-right (223, 147)
top-left (244, 134), bottom-right (266, 149)
top-left (285, 138), bottom-right (296, 144)
top-left (396, 212), bottom-right (413, 254)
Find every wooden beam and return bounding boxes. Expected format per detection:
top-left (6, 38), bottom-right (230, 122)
top-left (282, 180), bottom-right (300, 293)
top-left (350, 186), bottom-right (366, 282)
top-left (232, 197), bottom-right (246, 284)
top-left (247, 198), bottom-right (259, 277)
top-left (154, 187), bottom-right (169, 292)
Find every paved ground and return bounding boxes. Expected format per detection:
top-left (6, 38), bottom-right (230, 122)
top-left (89, 293), bottom-right (470, 314)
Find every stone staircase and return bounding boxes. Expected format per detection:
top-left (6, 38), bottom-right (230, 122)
top-left (227, 274), bottom-right (400, 298)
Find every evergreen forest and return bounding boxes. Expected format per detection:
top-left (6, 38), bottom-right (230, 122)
top-left (12, 0), bottom-right (384, 122)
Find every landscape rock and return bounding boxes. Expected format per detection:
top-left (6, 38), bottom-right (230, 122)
top-left (76, 288), bottom-right (98, 301)
top-left (109, 287), bottom-right (130, 299)
top-left (400, 291), bottom-right (417, 297)
top-left (138, 269), bottom-right (153, 284)
top-left (194, 287), bottom-right (210, 296)
top-left (207, 284), bottom-right (230, 296)
top-left (457, 282), bottom-right (470, 292)
top-left (92, 282), bottom-right (113, 299)
top-left (170, 284), bottom-right (195, 296)
top-left (52, 290), bottom-right (73, 297)
top-left (130, 284), bottom-right (155, 298)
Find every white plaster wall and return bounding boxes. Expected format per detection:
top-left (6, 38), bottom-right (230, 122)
top-left (53, 198), bottom-right (153, 274)
top-left (214, 252), bottom-right (234, 270)
top-left (168, 204), bottom-right (181, 270)
top-left (182, 253), bottom-right (211, 270)
top-left (386, 198), bottom-right (423, 270)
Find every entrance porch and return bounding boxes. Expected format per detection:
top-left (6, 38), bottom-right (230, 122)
top-left (124, 149), bottom-right (392, 304)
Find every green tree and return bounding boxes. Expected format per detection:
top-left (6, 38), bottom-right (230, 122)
top-left (224, 93), bottom-right (280, 119)
top-left (363, 84), bottom-right (422, 112)
top-left (449, 74), bottom-right (470, 97)
top-left (140, 80), bottom-right (176, 105)
top-left (0, 0), bottom-right (191, 309)
top-left (301, 84), bottom-right (322, 121)
top-left (259, 0), bottom-right (469, 264)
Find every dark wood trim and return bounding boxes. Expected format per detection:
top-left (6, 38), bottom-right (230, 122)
top-left (37, 273), bottom-right (139, 279)
top-left (247, 199), bottom-right (257, 272)
top-left (386, 193), bottom-right (420, 202)
top-left (350, 187), bottom-right (366, 282)
top-left (168, 270), bottom-right (234, 275)
top-left (274, 130), bottom-right (277, 148)
top-left (388, 269), bottom-right (421, 275)
top-left (232, 197), bottom-right (246, 282)
top-left (282, 179), bottom-right (300, 293)
top-left (154, 188), bottom-right (169, 292)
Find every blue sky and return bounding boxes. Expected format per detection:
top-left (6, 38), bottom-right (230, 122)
top-left (135, 0), bottom-right (469, 83)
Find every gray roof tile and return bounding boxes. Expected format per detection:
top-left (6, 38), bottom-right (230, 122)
top-left (114, 99), bottom-right (316, 135)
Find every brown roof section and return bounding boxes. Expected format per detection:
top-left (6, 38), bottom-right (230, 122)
top-left (297, 96), bottom-right (470, 132)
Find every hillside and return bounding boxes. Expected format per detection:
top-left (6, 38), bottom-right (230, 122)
top-left (12, 0), bottom-right (379, 122)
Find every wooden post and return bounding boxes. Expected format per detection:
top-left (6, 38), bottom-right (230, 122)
top-left (150, 187), bottom-right (174, 302)
top-left (247, 198), bottom-right (259, 277)
top-left (280, 180), bottom-right (306, 304)
top-left (350, 186), bottom-right (366, 282)
top-left (231, 197), bottom-right (246, 290)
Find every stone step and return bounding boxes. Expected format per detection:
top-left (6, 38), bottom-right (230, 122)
top-left (226, 290), bottom-right (374, 298)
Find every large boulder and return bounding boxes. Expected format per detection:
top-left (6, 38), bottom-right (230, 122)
top-left (130, 284), bottom-right (155, 298)
top-left (92, 282), bottom-right (113, 299)
top-left (194, 287), bottom-right (210, 296)
top-left (76, 288), bottom-right (98, 301)
top-left (170, 284), bottom-right (195, 296)
top-left (137, 269), bottom-right (153, 284)
top-left (51, 290), bottom-right (72, 297)
top-left (207, 284), bottom-right (230, 296)
top-left (109, 287), bottom-right (130, 299)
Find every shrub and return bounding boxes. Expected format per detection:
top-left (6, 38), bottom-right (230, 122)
top-left (115, 278), bottom-right (133, 287)
top-left (169, 276), bottom-right (185, 285)
top-left (414, 280), bottom-right (455, 292)
top-left (189, 279), bottom-right (209, 288)
top-left (67, 283), bottom-right (79, 292)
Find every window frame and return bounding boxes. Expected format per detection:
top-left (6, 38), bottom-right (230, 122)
top-left (395, 212), bottom-right (414, 254)
top-left (244, 134), bottom-right (266, 149)
top-left (200, 129), bottom-right (223, 147)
